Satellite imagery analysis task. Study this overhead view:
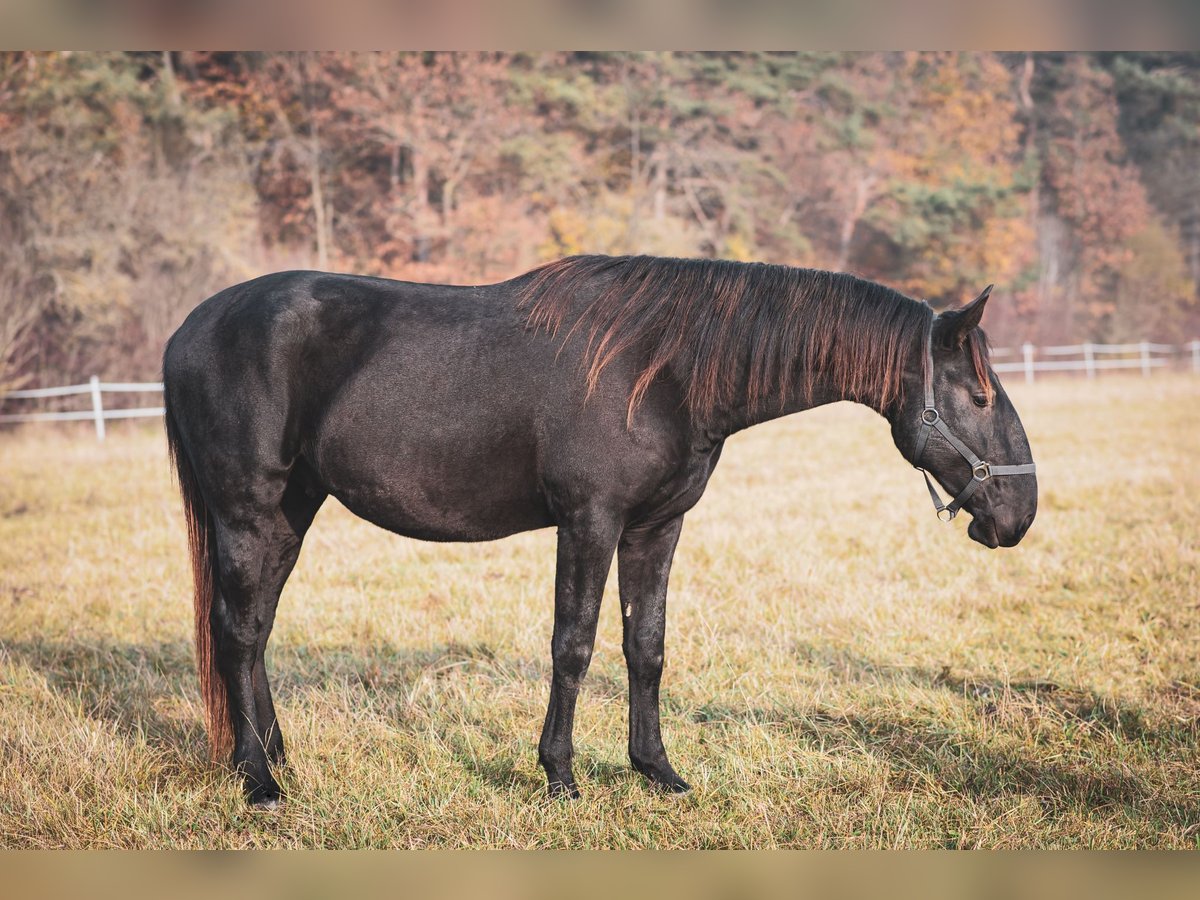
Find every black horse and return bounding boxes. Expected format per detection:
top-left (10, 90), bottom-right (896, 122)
top-left (163, 254), bottom-right (1037, 807)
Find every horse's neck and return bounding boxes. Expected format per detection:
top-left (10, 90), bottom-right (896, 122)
top-left (702, 382), bottom-right (857, 440)
top-left (700, 343), bottom-right (897, 440)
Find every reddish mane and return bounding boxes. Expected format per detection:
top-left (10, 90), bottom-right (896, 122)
top-left (517, 255), bottom-right (990, 421)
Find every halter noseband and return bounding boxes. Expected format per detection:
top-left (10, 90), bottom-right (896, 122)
top-left (913, 317), bottom-right (1036, 522)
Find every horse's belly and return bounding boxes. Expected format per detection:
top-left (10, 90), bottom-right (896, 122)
top-left (314, 429), bottom-right (553, 543)
top-left (334, 487), bottom-right (553, 542)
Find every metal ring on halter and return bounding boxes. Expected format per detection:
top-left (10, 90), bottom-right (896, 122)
top-left (972, 462), bottom-right (991, 482)
top-left (937, 507), bottom-right (955, 522)
top-left (921, 408), bottom-right (939, 425)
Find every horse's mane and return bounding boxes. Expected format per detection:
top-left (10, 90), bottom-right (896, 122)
top-left (516, 254), bottom-right (991, 421)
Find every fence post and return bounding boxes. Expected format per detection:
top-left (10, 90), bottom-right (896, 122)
top-left (1022, 343), bottom-right (1035, 384)
top-left (1140, 340), bottom-right (1151, 377)
top-left (1083, 342), bottom-right (1095, 380)
top-left (1191, 340), bottom-right (1200, 374)
top-left (89, 375), bottom-right (105, 441)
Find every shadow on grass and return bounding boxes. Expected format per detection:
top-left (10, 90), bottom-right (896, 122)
top-left (789, 640), bottom-right (1200, 746)
top-left (788, 710), bottom-right (1191, 834)
top-left (1, 637), bottom-right (206, 756)
top-left (5, 637), bottom-right (1197, 828)
top-left (1, 637), bottom-right (558, 790)
top-left (686, 652), bottom-right (1200, 831)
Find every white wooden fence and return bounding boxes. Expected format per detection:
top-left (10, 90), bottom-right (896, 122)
top-left (0, 377), bottom-right (164, 440)
top-left (1, 340), bottom-right (1198, 441)
top-left (990, 340), bottom-right (1200, 383)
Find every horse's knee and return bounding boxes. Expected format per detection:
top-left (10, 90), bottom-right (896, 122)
top-left (552, 639), bottom-right (593, 688)
top-left (626, 650), bottom-right (664, 684)
top-left (623, 628), bottom-right (664, 680)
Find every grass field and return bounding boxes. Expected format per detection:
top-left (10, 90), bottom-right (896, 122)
top-left (1, 375), bottom-right (1198, 848)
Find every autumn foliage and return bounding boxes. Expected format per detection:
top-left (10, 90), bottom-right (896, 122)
top-left (1, 51), bottom-right (1197, 388)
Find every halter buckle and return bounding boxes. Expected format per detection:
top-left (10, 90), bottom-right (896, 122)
top-left (972, 462), bottom-right (991, 482)
top-left (937, 507), bottom-right (955, 522)
top-left (921, 408), bottom-right (939, 425)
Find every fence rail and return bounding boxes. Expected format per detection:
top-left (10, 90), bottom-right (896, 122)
top-left (2, 340), bottom-right (1199, 440)
top-left (990, 339), bottom-right (1200, 382)
top-left (1, 376), bottom-right (164, 440)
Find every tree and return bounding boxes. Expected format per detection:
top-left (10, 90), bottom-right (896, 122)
top-left (1106, 53), bottom-right (1200, 293)
top-left (852, 53), bottom-right (1035, 306)
top-left (1037, 55), bottom-right (1157, 339)
top-left (0, 51), bottom-right (259, 384)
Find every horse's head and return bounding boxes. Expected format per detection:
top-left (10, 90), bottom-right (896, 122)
top-left (890, 286), bottom-right (1037, 548)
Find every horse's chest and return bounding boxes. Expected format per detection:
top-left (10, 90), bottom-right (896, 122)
top-left (633, 445), bottom-right (724, 523)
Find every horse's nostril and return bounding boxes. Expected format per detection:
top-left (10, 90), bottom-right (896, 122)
top-left (1017, 513), bottom-right (1034, 538)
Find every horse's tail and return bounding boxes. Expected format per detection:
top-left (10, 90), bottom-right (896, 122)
top-left (164, 388), bottom-right (232, 762)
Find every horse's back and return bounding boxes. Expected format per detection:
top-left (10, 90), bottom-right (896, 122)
top-left (169, 270), bottom-right (508, 363)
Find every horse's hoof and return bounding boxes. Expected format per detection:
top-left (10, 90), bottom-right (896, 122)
top-left (547, 779), bottom-right (581, 800)
top-left (635, 761), bottom-right (691, 794)
top-left (246, 782), bottom-right (285, 811)
top-left (650, 773), bottom-right (691, 794)
top-left (660, 777), bottom-right (691, 794)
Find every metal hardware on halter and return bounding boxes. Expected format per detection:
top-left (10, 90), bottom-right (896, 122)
top-left (914, 316), bottom-right (1036, 522)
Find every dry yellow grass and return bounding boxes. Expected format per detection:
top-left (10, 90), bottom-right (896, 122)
top-left (1, 375), bottom-right (1197, 848)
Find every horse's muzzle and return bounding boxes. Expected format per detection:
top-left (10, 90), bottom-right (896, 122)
top-left (969, 512), bottom-right (1034, 549)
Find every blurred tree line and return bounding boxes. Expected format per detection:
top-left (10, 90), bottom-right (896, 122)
top-left (1, 50), bottom-right (1197, 388)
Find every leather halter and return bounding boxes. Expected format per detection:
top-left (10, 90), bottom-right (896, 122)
top-left (913, 318), bottom-right (1036, 521)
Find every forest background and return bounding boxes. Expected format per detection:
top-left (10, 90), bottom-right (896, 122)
top-left (2, 51), bottom-right (1197, 388)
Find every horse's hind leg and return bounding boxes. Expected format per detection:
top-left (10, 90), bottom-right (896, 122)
top-left (211, 468), bottom-right (324, 808)
top-left (251, 464), bottom-right (326, 769)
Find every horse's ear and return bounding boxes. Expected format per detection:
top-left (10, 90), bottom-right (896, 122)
top-left (935, 284), bottom-right (992, 348)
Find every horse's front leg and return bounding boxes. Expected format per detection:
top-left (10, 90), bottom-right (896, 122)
top-left (618, 515), bottom-right (690, 792)
top-left (538, 508), bottom-right (622, 798)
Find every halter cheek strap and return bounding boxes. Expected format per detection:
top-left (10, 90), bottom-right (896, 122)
top-left (914, 318), bottom-right (1036, 521)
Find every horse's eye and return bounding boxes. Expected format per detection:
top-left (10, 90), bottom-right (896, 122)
top-left (972, 393), bottom-right (990, 408)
